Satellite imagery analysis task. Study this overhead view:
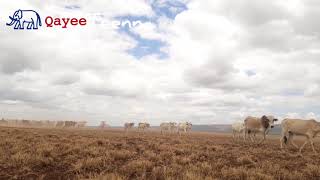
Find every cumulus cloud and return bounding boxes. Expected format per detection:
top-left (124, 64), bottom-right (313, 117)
top-left (1, 0), bottom-right (320, 125)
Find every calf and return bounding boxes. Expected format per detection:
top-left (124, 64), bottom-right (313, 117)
top-left (244, 115), bottom-right (278, 143)
top-left (280, 118), bottom-right (320, 155)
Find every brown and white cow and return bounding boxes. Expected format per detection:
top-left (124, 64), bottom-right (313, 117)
top-left (280, 118), bottom-right (320, 155)
top-left (244, 115), bottom-right (278, 143)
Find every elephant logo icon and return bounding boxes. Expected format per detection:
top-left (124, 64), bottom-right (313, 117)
top-left (6, 9), bottom-right (42, 30)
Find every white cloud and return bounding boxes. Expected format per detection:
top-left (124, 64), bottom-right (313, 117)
top-left (1, 0), bottom-right (320, 126)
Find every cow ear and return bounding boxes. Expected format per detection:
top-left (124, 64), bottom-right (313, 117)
top-left (261, 116), bottom-right (269, 128)
top-left (261, 115), bottom-right (268, 121)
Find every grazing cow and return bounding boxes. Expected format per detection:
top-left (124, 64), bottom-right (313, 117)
top-left (232, 121), bottom-right (245, 139)
top-left (160, 122), bottom-right (171, 134)
top-left (280, 119), bottom-right (320, 155)
top-left (76, 121), bottom-right (87, 128)
top-left (0, 119), bottom-right (8, 126)
top-left (124, 122), bottom-right (134, 133)
top-left (244, 115), bottom-right (278, 143)
top-left (160, 122), bottom-right (177, 134)
top-left (138, 122), bottom-right (150, 133)
top-left (177, 122), bottom-right (192, 135)
top-left (170, 122), bottom-right (177, 133)
top-left (64, 121), bottom-right (77, 128)
top-left (55, 121), bottom-right (65, 128)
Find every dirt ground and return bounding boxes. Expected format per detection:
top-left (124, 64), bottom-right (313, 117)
top-left (0, 127), bottom-right (320, 180)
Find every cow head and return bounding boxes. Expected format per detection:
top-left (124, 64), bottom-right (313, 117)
top-left (187, 122), bottom-right (192, 129)
top-left (170, 122), bottom-right (177, 126)
top-left (261, 115), bottom-right (278, 129)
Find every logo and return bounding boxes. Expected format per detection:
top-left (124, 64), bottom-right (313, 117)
top-left (6, 9), bottom-right (87, 30)
top-left (6, 9), bottom-right (42, 30)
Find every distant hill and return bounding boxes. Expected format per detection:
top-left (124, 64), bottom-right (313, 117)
top-left (93, 124), bottom-right (282, 134)
top-left (153, 124), bottom-right (282, 134)
top-left (190, 124), bottom-right (281, 134)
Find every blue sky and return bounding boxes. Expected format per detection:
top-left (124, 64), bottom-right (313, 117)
top-left (115, 0), bottom-right (187, 59)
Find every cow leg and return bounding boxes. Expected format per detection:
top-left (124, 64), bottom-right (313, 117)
top-left (280, 130), bottom-right (286, 149)
top-left (288, 134), bottom-right (299, 149)
top-left (310, 138), bottom-right (317, 154)
top-left (299, 138), bottom-right (310, 155)
top-left (258, 132), bottom-right (266, 144)
top-left (243, 128), bottom-right (248, 141)
top-left (244, 128), bottom-right (247, 141)
top-left (249, 132), bottom-right (255, 142)
top-left (280, 136), bottom-right (284, 149)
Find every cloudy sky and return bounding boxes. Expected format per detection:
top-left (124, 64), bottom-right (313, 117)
top-left (1, 0), bottom-right (320, 125)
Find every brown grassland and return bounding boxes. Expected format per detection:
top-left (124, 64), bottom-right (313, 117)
top-left (1, 127), bottom-right (320, 180)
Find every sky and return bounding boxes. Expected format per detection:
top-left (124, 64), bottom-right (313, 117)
top-left (1, 0), bottom-right (320, 126)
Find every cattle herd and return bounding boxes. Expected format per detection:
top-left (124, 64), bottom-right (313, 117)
top-left (124, 122), bottom-right (192, 135)
top-left (1, 115), bottom-right (320, 155)
top-left (232, 115), bottom-right (320, 155)
top-left (0, 119), bottom-right (87, 128)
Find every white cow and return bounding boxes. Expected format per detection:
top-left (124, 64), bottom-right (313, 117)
top-left (160, 122), bottom-right (169, 134)
top-left (232, 121), bottom-right (245, 139)
top-left (160, 122), bottom-right (177, 134)
top-left (169, 122), bottom-right (177, 133)
top-left (280, 118), bottom-right (320, 155)
top-left (138, 122), bottom-right (150, 133)
top-left (177, 122), bottom-right (192, 135)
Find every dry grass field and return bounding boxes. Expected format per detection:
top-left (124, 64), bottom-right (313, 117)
top-left (1, 127), bottom-right (320, 180)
